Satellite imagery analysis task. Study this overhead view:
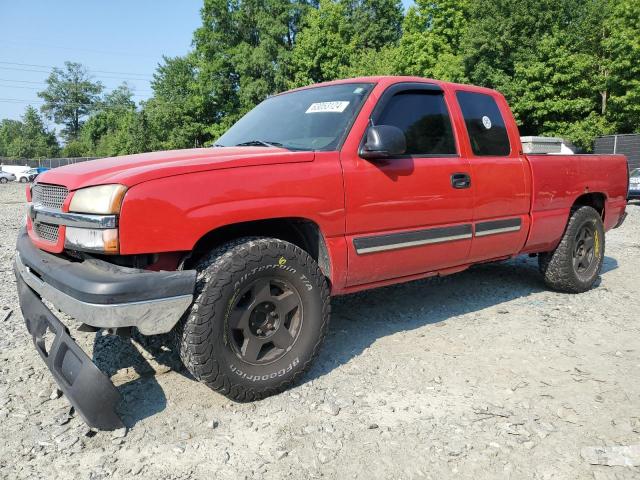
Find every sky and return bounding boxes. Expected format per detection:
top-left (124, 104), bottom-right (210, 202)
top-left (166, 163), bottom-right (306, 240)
top-left (0, 0), bottom-right (414, 127)
top-left (0, 0), bottom-right (202, 123)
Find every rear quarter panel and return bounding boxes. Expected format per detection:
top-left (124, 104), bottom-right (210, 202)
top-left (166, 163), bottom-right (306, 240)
top-left (522, 153), bottom-right (628, 253)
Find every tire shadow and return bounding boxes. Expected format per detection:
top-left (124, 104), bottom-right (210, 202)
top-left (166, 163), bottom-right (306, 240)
top-left (305, 254), bottom-right (618, 382)
top-left (91, 331), bottom-right (189, 428)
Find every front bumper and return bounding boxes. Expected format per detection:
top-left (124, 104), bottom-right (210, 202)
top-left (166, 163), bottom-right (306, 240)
top-left (15, 229), bottom-right (196, 335)
top-left (14, 229), bottom-right (197, 430)
top-left (16, 273), bottom-right (125, 430)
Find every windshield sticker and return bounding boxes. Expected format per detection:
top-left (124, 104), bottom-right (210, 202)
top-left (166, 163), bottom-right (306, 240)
top-left (305, 101), bottom-right (350, 114)
top-left (482, 116), bottom-right (492, 129)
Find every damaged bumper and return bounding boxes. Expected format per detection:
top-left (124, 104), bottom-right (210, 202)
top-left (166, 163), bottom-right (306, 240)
top-left (16, 274), bottom-right (125, 430)
top-left (14, 229), bottom-right (197, 430)
top-left (14, 229), bottom-right (196, 335)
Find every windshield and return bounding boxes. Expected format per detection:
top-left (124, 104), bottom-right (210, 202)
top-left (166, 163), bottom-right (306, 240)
top-left (216, 83), bottom-right (373, 151)
top-left (631, 168), bottom-right (640, 178)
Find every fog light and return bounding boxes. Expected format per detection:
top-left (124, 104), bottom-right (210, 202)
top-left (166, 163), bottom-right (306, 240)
top-left (65, 227), bottom-right (119, 253)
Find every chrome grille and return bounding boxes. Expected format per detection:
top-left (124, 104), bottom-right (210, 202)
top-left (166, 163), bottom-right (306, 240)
top-left (34, 222), bottom-right (59, 243)
top-left (32, 183), bottom-right (68, 210)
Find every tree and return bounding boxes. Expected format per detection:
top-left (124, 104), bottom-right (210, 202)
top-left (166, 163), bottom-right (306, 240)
top-left (461, 0), bottom-right (581, 90)
top-left (604, 0), bottom-right (640, 133)
top-left (38, 61), bottom-right (103, 141)
top-left (39, 0), bottom-right (639, 158)
top-left (344, 0), bottom-right (403, 50)
top-left (397, 0), bottom-right (469, 81)
top-left (0, 107), bottom-right (59, 158)
top-left (289, 0), bottom-right (356, 85)
top-left (194, 0), bottom-right (311, 131)
top-left (78, 83), bottom-right (140, 157)
top-left (102, 82), bottom-right (137, 110)
top-left (0, 119), bottom-right (22, 157)
top-left (508, 34), bottom-right (614, 149)
top-left (145, 55), bottom-right (214, 148)
top-left (289, 0), bottom-right (403, 86)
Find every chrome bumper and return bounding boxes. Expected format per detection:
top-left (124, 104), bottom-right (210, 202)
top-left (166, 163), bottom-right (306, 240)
top-left (15, 253), bottom-right (193, 335)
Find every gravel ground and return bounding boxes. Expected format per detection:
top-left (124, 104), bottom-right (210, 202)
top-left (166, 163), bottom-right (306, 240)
top-left (1, 181), bottom-right (639, 479)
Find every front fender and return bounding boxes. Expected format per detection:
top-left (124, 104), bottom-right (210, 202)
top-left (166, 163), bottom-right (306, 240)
top-left (118, 153), bottom-right (345, 254)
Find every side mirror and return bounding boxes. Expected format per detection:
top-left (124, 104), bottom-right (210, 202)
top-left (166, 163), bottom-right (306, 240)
top-left (360, 125), bottom-right (407, 159)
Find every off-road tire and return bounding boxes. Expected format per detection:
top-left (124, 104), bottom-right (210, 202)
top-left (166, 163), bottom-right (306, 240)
top-left (538, 206), bottom-right (605, 293)
top-left (174, 237), bottom-right (330, 401)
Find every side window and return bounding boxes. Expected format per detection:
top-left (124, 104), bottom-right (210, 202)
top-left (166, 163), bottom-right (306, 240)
top-left (456, 91), bottom-right (511, 156)
top-left (376, 91), bottom-right (456, 155)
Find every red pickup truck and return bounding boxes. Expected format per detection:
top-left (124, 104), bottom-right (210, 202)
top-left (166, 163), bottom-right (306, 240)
top-left (14, 76), bottom-right (628, 429)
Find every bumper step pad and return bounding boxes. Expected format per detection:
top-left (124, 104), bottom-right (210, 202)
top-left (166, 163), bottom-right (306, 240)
top-left (16, 274), bottom-right (124, 430)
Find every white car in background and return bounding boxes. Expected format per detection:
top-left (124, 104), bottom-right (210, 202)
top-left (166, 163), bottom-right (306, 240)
top-left (0, 171), bottom-right (17, 184)
top-left (15, 168), bottom-right (39, 183)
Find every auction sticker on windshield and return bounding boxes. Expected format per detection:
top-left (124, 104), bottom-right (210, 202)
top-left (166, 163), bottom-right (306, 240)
top-left (306, 101), bottom-right (350, 113)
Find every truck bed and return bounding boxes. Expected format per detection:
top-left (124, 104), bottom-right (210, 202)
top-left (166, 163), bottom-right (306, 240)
top-left (522, 153), bottom-right (628, 253)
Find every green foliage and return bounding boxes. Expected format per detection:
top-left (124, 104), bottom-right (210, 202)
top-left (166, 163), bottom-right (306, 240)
top-left (289, 0), bottom-right (403, 85)
top-left (145, 55), bottom-right (214, 149)
top-left (0, 106), bottom-right (59, 158)
top-left (61, 140), bottom-right (89, 158)
top-left (460, 0), bottom-right (638, 146)
top-left (397, 0), bottom-right (468, 81)
top-left (604, 0), bottom-right (640, 133)
top-left (194, 0), bottom-right (309, 124)
top-left (289, 0), bottom-right (356, 85)
top-left (3, 0), bottom-right (639, 158)
top-left (344, 0), bottom-right (403, 50)
top-left (508, 34), bottom-right (602, 147)
top-left (38, 61), bottom-right (104, 141)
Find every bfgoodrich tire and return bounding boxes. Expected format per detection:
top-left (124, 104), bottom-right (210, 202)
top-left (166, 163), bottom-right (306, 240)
top-left (174, 237), bottom-right (330, 401)
top-left (538, 206), bottom-right (605, 293)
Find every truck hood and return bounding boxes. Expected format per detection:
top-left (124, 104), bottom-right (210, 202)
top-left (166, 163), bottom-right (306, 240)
top-left (38, 147), bottom-right (315, 191)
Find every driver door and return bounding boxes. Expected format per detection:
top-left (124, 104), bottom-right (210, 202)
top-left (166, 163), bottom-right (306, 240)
top-left (341, 83), bottom-right (474, 286)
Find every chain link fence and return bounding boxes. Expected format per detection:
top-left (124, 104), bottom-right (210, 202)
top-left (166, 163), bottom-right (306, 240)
top-left (0, 157), bottom-right (98, 169)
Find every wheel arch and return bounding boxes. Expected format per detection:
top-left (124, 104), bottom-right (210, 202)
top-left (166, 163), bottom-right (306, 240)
top-left (572, 192), bottom-right (606, 220)
top-left (185, 217), bottom-right (333, 285)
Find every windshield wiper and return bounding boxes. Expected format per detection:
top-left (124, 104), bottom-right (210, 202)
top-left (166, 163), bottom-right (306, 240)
top-left (235, 140), bottom-right (284, 148)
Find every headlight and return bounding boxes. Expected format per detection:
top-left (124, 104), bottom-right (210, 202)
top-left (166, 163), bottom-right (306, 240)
top-left (65, 227), bottom-right (119, 253)
top-left (69, 184), bottom-right (127, 214)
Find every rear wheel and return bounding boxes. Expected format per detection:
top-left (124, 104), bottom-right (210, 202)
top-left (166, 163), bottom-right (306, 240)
top-left (538, 206), bottom-right (605, 293)
top-left (174, 237), bottom-right (330, 401)
top-left (0, 178), bottom-right (7, 184)
top-left (19, 177), bottom-right (28, 183)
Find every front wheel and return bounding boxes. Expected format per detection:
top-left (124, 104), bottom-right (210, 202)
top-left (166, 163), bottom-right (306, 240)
top-left (538, 206), bottom-right (605, 293)
top-left (0, 178), bottom-right (7, 184)
top-left (19, 177), bottom-right (28, 183)
top-left (174, 237), bottom-right (330, 401)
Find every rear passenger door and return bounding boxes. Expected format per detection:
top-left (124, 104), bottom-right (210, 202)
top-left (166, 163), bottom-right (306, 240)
top-left (454, 90), bottom-right (531, 261)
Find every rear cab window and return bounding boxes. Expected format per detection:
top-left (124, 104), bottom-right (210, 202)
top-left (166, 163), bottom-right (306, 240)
top-left (456, 91), bottom-right (511, 156)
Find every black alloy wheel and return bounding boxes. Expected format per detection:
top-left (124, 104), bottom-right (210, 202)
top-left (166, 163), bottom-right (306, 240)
top-left (227, 277), bottom-right (303, 365)
top-left (538, 206), bottom-right (605, 293)
top-left (573, 223), bottom-right (597, 275)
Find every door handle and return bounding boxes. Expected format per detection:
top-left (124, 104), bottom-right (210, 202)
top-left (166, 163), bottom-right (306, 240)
top-left (451, 173), bottom-right (471, 189)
